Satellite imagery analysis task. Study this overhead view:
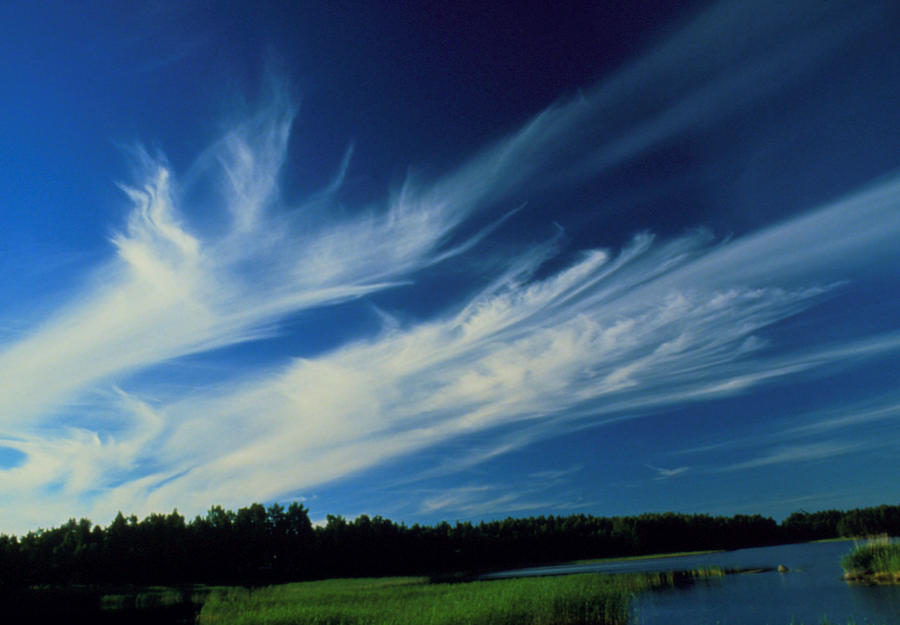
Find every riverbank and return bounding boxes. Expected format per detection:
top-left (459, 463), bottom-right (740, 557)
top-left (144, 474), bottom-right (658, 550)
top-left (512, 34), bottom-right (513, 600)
top-left (196, 569), bottom-right (725, 625)
top-left (570, 549), bottom-right (725, 566)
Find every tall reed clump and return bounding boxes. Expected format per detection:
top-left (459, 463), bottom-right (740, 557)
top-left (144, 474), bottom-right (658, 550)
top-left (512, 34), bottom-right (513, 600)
top-left (841, 535), bottom-right (900, 583)
top-left (197, 570), bottom-right (721, 625)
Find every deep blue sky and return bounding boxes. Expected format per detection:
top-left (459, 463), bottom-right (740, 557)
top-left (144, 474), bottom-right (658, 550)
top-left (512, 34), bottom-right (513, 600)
top-left (1, 0), bottom-right (899, 533)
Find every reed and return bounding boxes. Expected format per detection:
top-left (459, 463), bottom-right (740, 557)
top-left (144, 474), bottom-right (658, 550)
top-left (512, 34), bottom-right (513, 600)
top-left (841, 535), bottom-right (900, 583)
top-left (197, 569), bottom-right (724, 625)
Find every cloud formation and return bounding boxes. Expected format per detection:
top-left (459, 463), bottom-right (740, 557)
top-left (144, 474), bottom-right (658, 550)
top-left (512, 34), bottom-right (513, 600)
top-left (5, 157), bottom-right (898, 530)
top-left (0, 0), bottom-right (898, 532)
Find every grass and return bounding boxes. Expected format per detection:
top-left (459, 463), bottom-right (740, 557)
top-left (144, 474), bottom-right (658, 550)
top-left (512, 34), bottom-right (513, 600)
top-left (197, 569), bottom-right (725, 625)
top-left (841, 535), bottom-right (900, 584)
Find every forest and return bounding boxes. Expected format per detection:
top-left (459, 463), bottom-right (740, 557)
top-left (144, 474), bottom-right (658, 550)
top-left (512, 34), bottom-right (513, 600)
top-left (0, 502), bottom-right (898, 587)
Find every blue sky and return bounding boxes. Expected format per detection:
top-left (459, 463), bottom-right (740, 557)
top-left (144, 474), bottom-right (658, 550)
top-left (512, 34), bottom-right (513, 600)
top-left (1, 0), bottom-right (899, 533)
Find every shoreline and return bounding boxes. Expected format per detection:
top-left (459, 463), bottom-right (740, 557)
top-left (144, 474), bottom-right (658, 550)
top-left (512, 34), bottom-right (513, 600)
top-left (568, 549), bottom-right (726, 566)
top-left (843, 571), bottom-right (900, 585)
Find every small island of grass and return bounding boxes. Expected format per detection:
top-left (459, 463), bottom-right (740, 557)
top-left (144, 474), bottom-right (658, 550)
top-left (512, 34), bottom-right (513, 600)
top-left (841, 536), bottom-right (900, 584)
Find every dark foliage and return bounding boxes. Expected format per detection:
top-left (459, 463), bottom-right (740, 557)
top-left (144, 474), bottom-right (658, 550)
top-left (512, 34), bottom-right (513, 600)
top-left (1, 502), bottom-right (898, 586)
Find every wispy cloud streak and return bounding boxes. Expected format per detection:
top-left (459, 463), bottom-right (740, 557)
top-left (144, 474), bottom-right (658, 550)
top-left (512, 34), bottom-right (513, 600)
top-left (672, 393), bottom-right (900, 475)
top-left (0, 0), bottom-right (897, 531)
top-left (59, 177), bottom-right (900, 521)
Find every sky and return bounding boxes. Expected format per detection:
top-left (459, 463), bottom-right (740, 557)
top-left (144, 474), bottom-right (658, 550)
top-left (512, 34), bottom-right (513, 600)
top-left (1, 0), bottom-right (899, 534)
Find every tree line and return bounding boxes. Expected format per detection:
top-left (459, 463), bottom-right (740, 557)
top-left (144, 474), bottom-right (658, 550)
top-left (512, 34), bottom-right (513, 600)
top-left (0, 502), bottom-right (898, 587)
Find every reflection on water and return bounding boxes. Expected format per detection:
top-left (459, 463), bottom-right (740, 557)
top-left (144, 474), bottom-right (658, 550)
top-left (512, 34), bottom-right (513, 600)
top-left (846, 581), bottom-right (900, 620)
top-left (629, 541), bottom-right (900, 625)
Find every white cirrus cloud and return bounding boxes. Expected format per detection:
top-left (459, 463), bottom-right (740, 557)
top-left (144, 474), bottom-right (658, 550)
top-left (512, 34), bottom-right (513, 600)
top-left (37, 179), bottom-right (899, 525)
top-left (0, 0), bottom-right (898, 532)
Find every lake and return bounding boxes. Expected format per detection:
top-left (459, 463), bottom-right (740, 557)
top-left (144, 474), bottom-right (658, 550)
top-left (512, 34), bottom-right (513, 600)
top-left (484, 540), bottom-right (900, 624)
top-left (12, 541), bottom-right (898, 624)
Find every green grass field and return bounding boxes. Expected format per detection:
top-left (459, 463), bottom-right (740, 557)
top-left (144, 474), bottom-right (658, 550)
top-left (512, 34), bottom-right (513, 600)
top-left (841, 536), bottom-right (900, 583)
top-left (196, 570), bottom-right (724, 625)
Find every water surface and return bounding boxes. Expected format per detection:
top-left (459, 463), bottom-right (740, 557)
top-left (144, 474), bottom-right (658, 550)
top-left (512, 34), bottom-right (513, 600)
top-left (486, 541), bottom-right (900, 624)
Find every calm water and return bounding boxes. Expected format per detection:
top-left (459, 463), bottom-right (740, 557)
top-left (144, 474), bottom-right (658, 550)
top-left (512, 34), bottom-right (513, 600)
top-left (485, 541), bottom-right (900, 625)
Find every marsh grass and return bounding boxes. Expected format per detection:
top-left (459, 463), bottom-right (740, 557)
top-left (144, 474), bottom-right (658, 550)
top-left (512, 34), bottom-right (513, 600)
top-left (197, 569), bottom-right (725, 625)
top-left (841, 535), bottom-right (900, 583)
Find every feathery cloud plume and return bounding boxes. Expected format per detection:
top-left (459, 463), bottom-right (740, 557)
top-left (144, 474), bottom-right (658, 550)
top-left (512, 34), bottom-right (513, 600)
top-left (0, 0), bottom-right (897, 532)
